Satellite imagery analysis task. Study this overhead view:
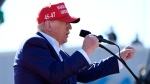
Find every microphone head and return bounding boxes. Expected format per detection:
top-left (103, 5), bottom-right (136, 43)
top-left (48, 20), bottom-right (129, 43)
top-left (97, 35), bottom-right (103, 39)
top-left (79, 29), bottom-right (91, 37)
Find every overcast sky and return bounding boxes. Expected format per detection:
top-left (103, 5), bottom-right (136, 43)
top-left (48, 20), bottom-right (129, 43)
top-left (0, 0), bottom-right (150, 52)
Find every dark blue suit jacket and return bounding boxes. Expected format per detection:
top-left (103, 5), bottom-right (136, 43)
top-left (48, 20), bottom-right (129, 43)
top-left (13, 32), bottom-right (119, 84)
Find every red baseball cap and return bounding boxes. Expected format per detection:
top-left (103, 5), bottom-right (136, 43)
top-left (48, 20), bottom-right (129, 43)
top-left (37, 2), bottom-right (80, 24)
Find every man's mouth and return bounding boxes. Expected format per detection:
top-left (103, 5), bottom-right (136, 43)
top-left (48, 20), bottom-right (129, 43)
top-left (66, 32), bottom-right (69, 36)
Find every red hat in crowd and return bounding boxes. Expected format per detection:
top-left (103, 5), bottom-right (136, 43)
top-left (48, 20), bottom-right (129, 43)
top-left (37, 2), bottom-right (80, 24)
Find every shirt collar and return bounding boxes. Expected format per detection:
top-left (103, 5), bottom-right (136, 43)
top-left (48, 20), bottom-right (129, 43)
top-left (38, 31), bottom-right (62, 53)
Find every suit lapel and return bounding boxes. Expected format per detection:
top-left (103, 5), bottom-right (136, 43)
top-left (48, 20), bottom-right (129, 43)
top-left (36, 32), bottom-right (61, 62)
top-left (59, 50), bottom-right (70, 60)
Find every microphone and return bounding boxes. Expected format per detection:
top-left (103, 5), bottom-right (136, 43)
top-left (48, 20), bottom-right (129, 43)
top-left (79, 29), bottom-right (115, 45)
top-left (80, 29), bottom-right (142, 84)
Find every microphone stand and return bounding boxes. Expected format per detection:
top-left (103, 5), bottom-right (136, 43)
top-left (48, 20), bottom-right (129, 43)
top-left (99, 44), bottom-right (142, 84)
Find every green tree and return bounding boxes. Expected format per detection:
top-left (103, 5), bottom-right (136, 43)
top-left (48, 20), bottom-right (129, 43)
top-left (0, 9), bottom-right (4, 24)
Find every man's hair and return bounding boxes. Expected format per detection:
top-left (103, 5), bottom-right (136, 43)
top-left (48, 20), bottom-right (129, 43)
top-left (37, 22), bottom-right (45, 31)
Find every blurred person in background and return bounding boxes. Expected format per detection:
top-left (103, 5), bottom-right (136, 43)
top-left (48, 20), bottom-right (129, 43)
top-left (13, 2), bottom-right (136, 84)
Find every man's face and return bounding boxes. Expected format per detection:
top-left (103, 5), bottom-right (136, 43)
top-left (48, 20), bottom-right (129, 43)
top-left (49, 20), bottom-right (72, 45)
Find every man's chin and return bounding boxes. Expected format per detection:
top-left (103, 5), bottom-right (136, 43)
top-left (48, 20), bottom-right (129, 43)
top-left (61, 40), bottom-right (67, 45)
top-left (64, 40), bottom-right (67, 43)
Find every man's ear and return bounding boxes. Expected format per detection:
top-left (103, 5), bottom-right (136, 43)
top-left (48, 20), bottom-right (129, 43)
top-left (44, 21), bottom-right (52, 31)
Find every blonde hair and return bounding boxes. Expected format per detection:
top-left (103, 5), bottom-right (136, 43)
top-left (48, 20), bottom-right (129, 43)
top-left (37, 22), bottom-right (45, 31)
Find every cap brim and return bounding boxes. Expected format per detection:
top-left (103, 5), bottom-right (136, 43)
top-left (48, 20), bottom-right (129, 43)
top-left (58, 15), bottom-right (80, 23)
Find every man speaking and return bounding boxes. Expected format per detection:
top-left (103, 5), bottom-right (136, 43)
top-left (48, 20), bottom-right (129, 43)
top-left (13, 2), bottom-right (136, 84)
